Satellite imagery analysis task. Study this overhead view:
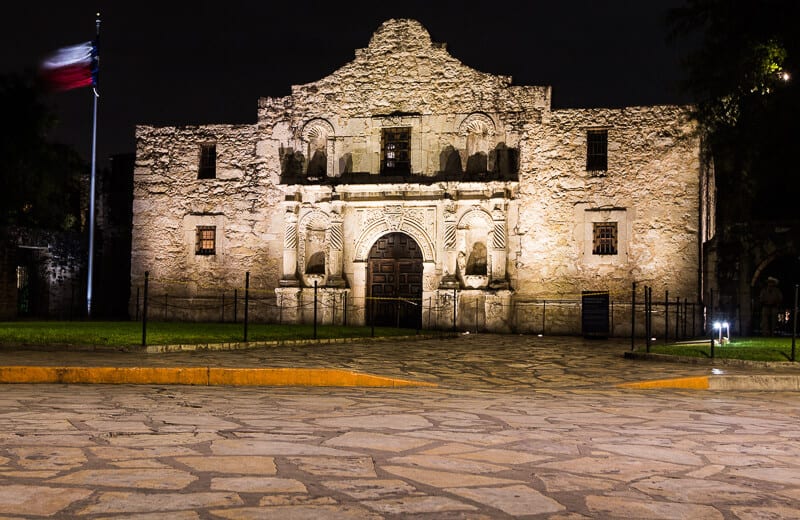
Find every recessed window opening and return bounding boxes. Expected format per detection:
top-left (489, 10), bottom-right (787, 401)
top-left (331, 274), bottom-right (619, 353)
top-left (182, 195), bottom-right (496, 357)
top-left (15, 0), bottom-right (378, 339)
top-left (195, 226), bottom-right (216, 255)
top-left (586, 129), bottom-right (608, 172)
top-left (381, 127), bottom-right (411, 175)
top-left (198, 143), bottom-right (217, 179)
top-left (592, 222), bottom-right (617, 255)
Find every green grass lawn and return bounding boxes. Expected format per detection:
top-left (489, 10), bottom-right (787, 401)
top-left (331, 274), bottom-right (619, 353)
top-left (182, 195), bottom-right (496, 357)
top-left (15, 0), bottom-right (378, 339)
top-left (0, 321), bottom-right (422, 347)
top-left (647, 337), bottom-right (799, 362)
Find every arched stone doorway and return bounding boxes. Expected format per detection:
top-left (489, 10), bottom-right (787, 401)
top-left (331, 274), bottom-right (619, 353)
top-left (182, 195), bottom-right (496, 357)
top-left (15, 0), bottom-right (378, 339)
top-left (367, 232), bottom-right (423, 328)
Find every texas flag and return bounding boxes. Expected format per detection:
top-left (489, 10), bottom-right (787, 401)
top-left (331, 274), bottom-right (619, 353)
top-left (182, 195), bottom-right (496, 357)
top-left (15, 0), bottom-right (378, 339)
top-left (39, 41), bottom-right (98, 92)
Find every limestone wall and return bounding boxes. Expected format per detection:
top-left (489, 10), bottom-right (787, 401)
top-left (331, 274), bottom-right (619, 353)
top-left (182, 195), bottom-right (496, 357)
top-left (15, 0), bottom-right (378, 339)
top-left (513, 105), bottom-right (702, 306)
top-left (129, 19), bottom-right (708, 334)
top-left (131, 124), bottom-right (284, 308)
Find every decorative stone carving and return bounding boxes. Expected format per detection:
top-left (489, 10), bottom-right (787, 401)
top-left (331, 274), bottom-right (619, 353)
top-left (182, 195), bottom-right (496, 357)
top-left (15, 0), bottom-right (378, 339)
top-left (298, 208), bottom-right (330, 287)
top-left (301, 119), bottom-right (335, 178)
top-left (459, 112), bottom-right (497, 137)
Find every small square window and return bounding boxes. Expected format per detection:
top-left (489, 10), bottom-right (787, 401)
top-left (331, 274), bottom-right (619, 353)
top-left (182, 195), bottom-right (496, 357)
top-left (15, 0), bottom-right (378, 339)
top-left (198, 143), bottom-right (217, 179)
top-left (592, 222), bottom-right (617, 255)
top-left (195, 226), bottom-right (216, 255)
top-left (586, 129), bottom-right (608, 172)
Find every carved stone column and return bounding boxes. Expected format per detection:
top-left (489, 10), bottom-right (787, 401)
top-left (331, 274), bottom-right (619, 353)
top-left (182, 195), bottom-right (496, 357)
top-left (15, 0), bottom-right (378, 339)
top-left (327, 208), bottom-right (346, 287)
top-left (281, 204), bottom-right (300, 286)
top-left (490, 203), bottom-right (509, 289)
top-left (351, 260), bottom-right (367, 325)
top-left (326, 137), bottom-right (336, 177)
top-left (439, 201), bottom-right (459, 289)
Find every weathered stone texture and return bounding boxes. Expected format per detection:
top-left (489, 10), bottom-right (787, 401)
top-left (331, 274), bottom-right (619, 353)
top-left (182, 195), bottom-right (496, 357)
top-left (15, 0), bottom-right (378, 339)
top-left (130, 19), bottom-right (710, 333)
top-left (2, 226), bottom-right (86, 319)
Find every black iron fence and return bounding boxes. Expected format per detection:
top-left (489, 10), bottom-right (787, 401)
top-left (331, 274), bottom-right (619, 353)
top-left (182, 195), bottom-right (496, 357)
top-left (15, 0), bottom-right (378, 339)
top-left (132, 272), bottom-right (712, 347)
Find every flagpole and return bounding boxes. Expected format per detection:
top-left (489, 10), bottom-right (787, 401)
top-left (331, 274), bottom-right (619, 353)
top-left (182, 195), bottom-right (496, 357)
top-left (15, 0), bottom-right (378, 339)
top-left (86, 12), bottom-right (100, 318)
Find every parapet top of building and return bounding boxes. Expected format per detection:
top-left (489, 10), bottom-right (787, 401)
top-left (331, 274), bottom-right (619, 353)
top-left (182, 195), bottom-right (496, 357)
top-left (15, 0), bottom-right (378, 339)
top-left (257, 18), bottom-right (552, 119)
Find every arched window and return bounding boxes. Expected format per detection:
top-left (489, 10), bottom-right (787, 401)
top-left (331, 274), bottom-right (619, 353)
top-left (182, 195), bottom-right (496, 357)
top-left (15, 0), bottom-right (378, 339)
top-left (301, 119), bottom-right (335, 179)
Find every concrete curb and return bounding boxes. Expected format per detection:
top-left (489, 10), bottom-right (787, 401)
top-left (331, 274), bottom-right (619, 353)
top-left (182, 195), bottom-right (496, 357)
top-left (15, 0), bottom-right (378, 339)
top-left (618, 375), bottom-right (800, 391)
top-left (621, 351), bottom-right (800, 390)
top-left (624, 351), bottom-right (800, 369)
top-left (0, 366), bottom-right (438, 387)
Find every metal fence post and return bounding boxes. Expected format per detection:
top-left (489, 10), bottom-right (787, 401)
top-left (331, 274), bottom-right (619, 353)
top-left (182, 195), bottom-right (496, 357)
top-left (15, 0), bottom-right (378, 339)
top-left (541, 300), bottom-right (547, 336)
top-left (313, 280), bottom-right (318, 340)
top-left (452, 288), bottom-right (457, 332)
top-left (243, 272), bottom-right (250, 342)
top-left (644, 285), bottom-right (649, 352)
top-left (630, 281), bottom-right (636, 350)
top-left (664, 290), bottom-right (669, 345)
top-left (710, 317), bottom-right (715, 359)
top-left (792, 284), bottom-right (798, 362)
top-left (141, 271), bottom-right (149, 347)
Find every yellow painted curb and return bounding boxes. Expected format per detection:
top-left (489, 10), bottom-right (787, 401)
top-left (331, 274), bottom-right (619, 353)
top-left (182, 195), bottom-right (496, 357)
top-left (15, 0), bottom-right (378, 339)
top-left (0, 366), bottom-right (437, 387)
top-left (209, 368), bottom-right (438, 387)
top-left (0, 366), bottom-right (209, 385)
top-left (617, 376), bottom-right (710, 389)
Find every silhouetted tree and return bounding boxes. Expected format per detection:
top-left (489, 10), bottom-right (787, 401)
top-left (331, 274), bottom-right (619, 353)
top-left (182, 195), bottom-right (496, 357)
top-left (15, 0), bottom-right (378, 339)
top-left (0, 73), bottom-right (85, 230)
top-left (667, 0), bottom-right (799, 220)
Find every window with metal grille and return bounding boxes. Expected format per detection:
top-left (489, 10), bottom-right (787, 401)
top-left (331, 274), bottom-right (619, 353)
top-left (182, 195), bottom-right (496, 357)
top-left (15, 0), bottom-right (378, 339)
top-left (195, 226), bottom-right (216, 255)
top-left (198, 143), bottom-right (217, 179)
top-left (586, 129), bottom-right (608, 172)
top-left (592, 222), bottom-right (617, 255)
top-left (381, 127), bottom-right (411, 175)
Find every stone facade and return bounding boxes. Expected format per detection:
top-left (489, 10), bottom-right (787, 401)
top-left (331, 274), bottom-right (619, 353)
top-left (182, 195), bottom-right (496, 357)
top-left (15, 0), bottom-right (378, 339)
top-left (130, 19), bottom-right (714, 335)
top-left (0, 226), bottom-right (86, 319)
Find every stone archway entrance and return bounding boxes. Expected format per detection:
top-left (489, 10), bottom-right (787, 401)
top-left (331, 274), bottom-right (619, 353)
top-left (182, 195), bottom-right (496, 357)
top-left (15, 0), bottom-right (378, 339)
top-left (367, 232), bottom-right (423, 328)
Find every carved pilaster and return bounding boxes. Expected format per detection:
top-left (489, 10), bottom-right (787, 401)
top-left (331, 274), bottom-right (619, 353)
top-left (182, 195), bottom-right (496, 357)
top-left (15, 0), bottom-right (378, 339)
top-left (327, 211), bottom-right (346, 287)
top-left (490, 204), bottom-right (509, 288)
top-left (440, 201), bottom-right (459, 288)
top-left (281, 204), bottom-right (299, 286)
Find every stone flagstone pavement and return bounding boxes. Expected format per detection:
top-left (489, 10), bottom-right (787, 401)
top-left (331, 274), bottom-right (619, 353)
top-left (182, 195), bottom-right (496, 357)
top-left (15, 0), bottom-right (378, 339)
top-left (0, 334), bottom-right (799, 518)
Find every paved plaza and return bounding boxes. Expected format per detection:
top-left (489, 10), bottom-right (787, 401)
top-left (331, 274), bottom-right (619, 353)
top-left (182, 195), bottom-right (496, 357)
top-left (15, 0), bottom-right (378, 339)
top-left (1, 334), bottom-right (799, 518)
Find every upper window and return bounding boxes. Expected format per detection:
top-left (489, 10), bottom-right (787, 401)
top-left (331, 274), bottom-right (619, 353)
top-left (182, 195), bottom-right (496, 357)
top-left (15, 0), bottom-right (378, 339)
top-left (198, 143), bottom-right (217, 179)
top-left (195, 226), bottom-right (216, 255)
top-left (586, 129), bottom-right (608, 172)
top-left (381, 127), bottom-right (411, 175)
top-left (592, 222), bottom-right (618, 255)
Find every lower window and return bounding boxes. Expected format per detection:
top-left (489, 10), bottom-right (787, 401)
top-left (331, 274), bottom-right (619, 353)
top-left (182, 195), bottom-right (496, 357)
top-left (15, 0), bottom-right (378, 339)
top-left (592, 222), bottom-right (618, 255)
top-left (195, 226), bottom-right (216, 255)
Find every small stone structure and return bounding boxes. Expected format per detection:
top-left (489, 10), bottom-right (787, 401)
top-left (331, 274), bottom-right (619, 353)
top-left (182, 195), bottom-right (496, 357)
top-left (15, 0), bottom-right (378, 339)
top-left (130, 19), bottom-right (714, 334)
top-left (0, 226), bottom-right (85, 319)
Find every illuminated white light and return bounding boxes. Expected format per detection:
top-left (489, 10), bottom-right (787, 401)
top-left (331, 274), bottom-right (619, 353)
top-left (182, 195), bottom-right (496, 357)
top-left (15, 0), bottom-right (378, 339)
top-left (781, 71), bottom-right (790, 81)
top-left (713, 322), bottom-right (721, 330)
top-left (722, 322), bottom-right (729, 328)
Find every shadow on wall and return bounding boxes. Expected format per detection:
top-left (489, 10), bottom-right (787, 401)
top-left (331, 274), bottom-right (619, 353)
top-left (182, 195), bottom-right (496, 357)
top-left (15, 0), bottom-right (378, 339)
top-left (280, 144), bottom-right (518, 183)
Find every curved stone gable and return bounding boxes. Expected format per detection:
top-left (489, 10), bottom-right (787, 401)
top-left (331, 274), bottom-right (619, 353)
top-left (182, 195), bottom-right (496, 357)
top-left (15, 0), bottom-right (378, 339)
top-left (261, 19), bottom-right (550, 119)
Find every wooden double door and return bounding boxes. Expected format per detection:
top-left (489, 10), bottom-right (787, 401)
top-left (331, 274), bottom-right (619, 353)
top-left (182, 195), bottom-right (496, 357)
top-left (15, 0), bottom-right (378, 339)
top-left (367, 232), bottom-right (423, 328)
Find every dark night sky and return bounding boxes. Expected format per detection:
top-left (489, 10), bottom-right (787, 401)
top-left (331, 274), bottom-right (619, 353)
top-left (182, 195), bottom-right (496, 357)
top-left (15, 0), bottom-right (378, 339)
top-left (1, 1), bottom-right (695, 166)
